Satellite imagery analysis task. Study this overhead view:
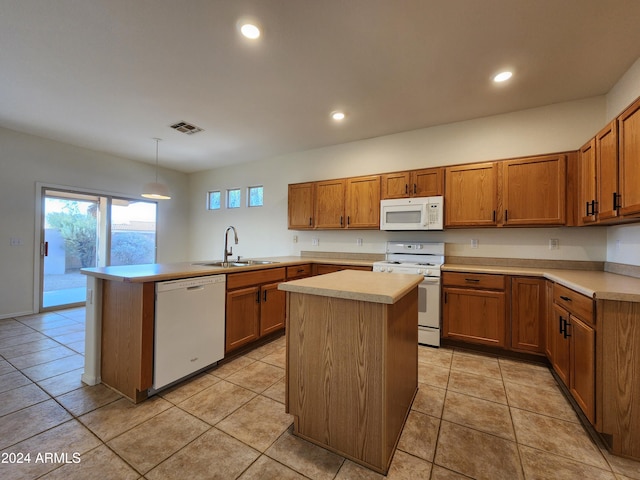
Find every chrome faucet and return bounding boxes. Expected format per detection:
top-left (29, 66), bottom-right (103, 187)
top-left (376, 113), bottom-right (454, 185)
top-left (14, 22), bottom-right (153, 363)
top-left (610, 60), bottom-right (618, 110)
top-left (223, 226), bottom-right (239, 266)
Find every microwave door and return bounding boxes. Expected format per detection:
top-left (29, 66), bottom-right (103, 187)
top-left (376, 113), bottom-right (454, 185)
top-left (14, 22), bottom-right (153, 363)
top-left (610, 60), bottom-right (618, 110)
top-left (382, 205), bottom-right (423, 230)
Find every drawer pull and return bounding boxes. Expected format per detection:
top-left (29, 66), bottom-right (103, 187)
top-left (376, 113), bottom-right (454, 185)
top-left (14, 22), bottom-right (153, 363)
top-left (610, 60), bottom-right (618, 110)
top-left (560, 295), bottom-right (572, 302)
top-left (465, 278), bottom-right (480, 282)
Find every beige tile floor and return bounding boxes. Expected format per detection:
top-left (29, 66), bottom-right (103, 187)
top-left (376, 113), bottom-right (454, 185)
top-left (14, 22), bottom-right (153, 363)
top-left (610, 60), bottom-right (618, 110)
top-left (1, 308), bottom-right (640, 479)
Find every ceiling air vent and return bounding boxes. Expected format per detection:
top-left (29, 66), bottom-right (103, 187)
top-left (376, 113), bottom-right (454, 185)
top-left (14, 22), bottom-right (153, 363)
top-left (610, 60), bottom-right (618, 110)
top-left (170, 121), bottom-right (204, 135)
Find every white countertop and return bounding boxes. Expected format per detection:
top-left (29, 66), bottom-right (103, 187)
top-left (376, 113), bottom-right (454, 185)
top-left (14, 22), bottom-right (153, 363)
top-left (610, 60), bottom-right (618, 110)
top-left (443, 265), bottom-right (640, 302)
top-left (278, 270), bottom-right (424, 304)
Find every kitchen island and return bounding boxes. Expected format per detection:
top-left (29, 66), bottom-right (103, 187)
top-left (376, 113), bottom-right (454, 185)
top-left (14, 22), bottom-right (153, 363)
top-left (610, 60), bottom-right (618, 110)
top-left (279, 270), bottom-right (423, 474)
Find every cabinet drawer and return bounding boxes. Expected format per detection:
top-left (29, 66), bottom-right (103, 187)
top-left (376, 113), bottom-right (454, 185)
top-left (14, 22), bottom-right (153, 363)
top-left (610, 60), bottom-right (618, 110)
top-left (442, 272), bottom-right (505, 290)
top-left (227, 267), bottom-right (286, 290)
top-left (553, 283), bottom-right (594, 324)
top-left (287, 264), bottom-right (312, 280)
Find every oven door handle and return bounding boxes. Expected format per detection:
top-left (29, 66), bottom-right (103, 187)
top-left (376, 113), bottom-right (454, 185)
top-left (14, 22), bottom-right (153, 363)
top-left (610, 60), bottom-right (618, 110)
top-left (420, 277), bottom-right (441, 284)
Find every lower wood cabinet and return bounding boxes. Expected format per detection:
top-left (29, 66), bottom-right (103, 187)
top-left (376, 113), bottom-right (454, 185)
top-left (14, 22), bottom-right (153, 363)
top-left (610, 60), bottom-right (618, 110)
top-left (510, 277), bottom-right (546, 354)
top-left (550, 284), bottom-right (595, 423)
top-left (442, 272), bottom-right (506, 348)
top-left (313, 264), bottom-right (372, 275)
top-left (225, 267), bottom-right (286, 353)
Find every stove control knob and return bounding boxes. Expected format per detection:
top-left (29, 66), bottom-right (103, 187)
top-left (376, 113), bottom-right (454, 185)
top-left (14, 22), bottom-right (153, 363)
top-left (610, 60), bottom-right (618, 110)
top-left (417, 269), bottom-right (424, 275)
top-left (425, 269), bottom-right (432, 276)
top-left (380, 267), bottom-right (386, 272)
top-left (388, 267), bottom-right (393, 272)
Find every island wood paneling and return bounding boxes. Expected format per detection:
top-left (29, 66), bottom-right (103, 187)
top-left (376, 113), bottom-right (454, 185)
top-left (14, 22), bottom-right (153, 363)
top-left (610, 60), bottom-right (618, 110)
top-left (101, 280), bottom-right (154, 402)
top-left (598, 299), bottom-right (640, 459)
top-left (286, 288), bottom-right (417, 474)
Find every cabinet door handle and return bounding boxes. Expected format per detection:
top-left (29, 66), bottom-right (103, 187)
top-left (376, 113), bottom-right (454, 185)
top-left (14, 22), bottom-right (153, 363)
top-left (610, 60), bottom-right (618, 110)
top-left (564, 319), bottom-right (572, 338)
top-left (493, 210), bottom-right (496, 222)
top-left (613, 192), bottom-right (621, 210)
top-left (593, 200), bottom-right (598, 214)
top-left (560, 295), bottom-right (571, 302)
top-left (405, 184), bottom-right (408, 194)
top-left (559, 315), bottom-right (564, 334)
top-left (340, 215), bottom-right (343, 226)
top-left (309, 217), bottom-right (312, 226)
top-left (444, 292), bottom-right (448, 303)
top-left (504, 210), bottom-right (508, 222)
top-left (347, 216), bottom-right (350, 225)
top-left (263, 290), bottom-right (268, 302)
top-left (413, 184), bottom-right (417, 194)
top-left (256, 291), bottom-right (261, 304)
top-left (586, 201), bottom-right (591, 216)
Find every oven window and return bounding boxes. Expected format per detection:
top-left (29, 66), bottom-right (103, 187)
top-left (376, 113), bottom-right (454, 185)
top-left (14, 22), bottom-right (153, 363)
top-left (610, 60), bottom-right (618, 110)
top-left (418, 284), bottom-right (427, 312)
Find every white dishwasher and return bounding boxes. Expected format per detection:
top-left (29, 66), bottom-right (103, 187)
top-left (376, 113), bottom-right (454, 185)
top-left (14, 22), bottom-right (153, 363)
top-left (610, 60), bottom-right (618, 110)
top-left (153, 274), bottom-right (226, 391)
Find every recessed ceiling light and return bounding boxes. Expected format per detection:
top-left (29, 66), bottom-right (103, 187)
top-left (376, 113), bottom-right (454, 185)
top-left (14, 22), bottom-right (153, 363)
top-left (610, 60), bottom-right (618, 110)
top-left (493, 71), bottom-right (513, 83)
top-left (240, 23), bottom-right (261, 39)
top-left (331, 111), bottom-right (346, 121)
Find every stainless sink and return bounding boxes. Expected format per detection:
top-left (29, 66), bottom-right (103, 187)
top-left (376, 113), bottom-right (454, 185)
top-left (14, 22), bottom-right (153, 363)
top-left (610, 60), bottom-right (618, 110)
top-left (193, 260), bottom-right (278, 268)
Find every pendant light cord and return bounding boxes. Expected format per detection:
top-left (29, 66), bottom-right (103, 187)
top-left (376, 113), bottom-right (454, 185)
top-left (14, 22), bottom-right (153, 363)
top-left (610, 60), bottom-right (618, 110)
top-left (154, 137), bottom-right (161, 183)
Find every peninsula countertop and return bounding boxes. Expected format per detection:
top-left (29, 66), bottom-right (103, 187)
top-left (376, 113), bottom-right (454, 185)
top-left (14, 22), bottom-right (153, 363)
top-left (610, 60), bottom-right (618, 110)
top-left (278, 269), bottom-right (424, 304)
top-left (81, 256), bottom-right (375, 283)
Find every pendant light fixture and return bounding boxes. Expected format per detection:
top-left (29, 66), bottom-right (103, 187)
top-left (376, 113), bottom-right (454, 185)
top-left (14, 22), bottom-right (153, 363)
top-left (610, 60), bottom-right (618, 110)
top-left (142, 138), bottom-right (171, 200)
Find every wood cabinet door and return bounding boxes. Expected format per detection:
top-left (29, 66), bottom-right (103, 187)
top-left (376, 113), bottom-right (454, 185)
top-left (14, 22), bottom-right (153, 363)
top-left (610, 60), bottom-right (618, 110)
top-left (225, 286), bottom-right (260, 353)
top-left (596, 120), bottom-right (619, 221)
top-left (442, 287), bottom-right (506, 347)
top-left (570, 316), bottom-right (595, 423)
top-left (288, 183), bottom-right (315, 229)
top-left (381, 171), bottom-right (411, 199)
top-left (345, 175), bottom-right (381, 228)
top-left (511, 277), bottom-right (546, 354)
top-left (260, 282), bottom-right (286, 336)
top-left (545, 281), bottom-right (555, 360)
top-left (551, 303), bottom-right (571, 386)
top-left (618, 97), bottom-right (640, 217)
top-left (445, 162), bottom-right (498, 227)
top-left (315, 179), bottom-right (346, 229)
top-left (579, 139), bottom-right (598, 224)
top-left (412, 168), bottom-right (443, 197)
top-left (503, 154), bottom-right (566, 226)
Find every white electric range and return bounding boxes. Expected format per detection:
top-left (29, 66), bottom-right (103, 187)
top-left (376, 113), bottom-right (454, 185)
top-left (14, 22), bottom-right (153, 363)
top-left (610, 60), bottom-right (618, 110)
top-left (373, 241), bottom-right (444, 347)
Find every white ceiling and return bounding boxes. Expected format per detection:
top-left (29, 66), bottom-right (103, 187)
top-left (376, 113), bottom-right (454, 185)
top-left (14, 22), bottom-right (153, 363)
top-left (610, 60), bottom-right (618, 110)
top-left (1, 0), bottom-right (640, 173)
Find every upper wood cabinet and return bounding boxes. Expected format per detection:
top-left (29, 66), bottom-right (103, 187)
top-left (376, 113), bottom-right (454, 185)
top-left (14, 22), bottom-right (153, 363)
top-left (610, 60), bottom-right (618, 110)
top-left (315, 179), bottom-right (346, 229)
top-left (596, 120), bottom-right (619, 221)
top-left (381, 167), bottom-right (443, 199)
top-left (345, 175), bottom-right (380, 228)
top-left (445, 162), bottom-right (498, 227)
top-left (579, 138), bottom-right (598, 224)
top-left (288, 182), bottom-right (315, 230)
top-left (618, 96), bottom-right (640, 217)
top-left (288, 175), bottom-right (380, 230)
top-left (502, 154), bottom-right (566, 226)
top-left (446, 154), bottom-right (567, 228)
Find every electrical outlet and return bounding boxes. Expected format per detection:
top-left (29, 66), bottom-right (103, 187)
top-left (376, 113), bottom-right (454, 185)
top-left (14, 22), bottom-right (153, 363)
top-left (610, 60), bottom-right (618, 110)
top-left (312, 238), bottom-right (319, 246)
top-left (10, 237), bottom-right (24, 246)
top-left (471, 239), bottom-right (479, 249)
top-left (292, 235), bottom-right (298, 243)
top-left (549, 238), bottom-right (559, 250)
top-left (356, 238), bottom-right (363, 246)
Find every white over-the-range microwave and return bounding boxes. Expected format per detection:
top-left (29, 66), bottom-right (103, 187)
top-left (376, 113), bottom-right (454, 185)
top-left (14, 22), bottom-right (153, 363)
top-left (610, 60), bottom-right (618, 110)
top-left (380, 196), bottom-right (444, 230)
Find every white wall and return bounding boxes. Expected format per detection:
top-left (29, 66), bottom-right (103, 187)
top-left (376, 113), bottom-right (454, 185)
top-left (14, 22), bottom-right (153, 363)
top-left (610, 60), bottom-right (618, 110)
top-left (605, 56), bottom-right (640, 266)
top-left (0, 127), bottom-right (190, 318)
top-left (189, 97), bottom-right (608, 263)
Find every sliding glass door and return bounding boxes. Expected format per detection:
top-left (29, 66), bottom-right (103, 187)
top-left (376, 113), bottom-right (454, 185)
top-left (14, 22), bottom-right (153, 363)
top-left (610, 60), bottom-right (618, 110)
top-left (42, 190), bottom-right (100, 309)
top-left (40, 188), bottom-right (158, 311)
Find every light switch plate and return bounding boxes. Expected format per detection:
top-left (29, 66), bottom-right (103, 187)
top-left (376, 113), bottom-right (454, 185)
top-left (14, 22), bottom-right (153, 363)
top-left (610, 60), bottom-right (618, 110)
top-left (312, 238), bottom-right (319, 246)
top-left (549, 238), bottom-right (559, 250)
